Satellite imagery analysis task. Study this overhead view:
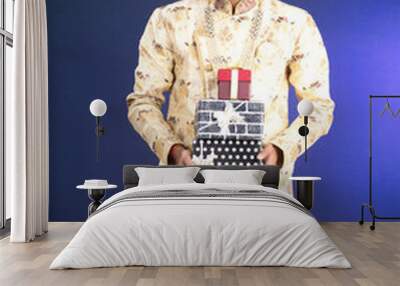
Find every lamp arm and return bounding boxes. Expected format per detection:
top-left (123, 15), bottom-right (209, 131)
top-left (304, 130), bottom-right (308, 162)
top-left (298, 116), bottom-right (309, 163)
top-left (95, 117), bottom-right (105, 162)
top-left (304, 116), bottom-right (309, 126)
top-left (95, 117), bottom-right (105, 136)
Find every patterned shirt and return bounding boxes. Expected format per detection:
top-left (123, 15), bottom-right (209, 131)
top-left (127, 0), bottom-right (334, 193)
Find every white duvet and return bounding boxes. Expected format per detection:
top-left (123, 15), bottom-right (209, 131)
top-left (50, 183), bottom-right (351, 269)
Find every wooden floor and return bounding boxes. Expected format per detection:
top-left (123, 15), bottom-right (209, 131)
top-left (0, 222), bottom-right (399, 286)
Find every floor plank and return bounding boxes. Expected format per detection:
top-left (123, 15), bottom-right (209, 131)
top-left (0, 222), bottom-right (399, 286)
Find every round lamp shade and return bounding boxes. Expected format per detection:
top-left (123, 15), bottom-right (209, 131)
top-left (297, 99), bottom-right (314, 116)
top-left (90, 99), bottom-right (107, 117)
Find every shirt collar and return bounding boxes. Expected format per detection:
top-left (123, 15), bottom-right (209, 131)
top-left (212, 0), bottom-right (258, 15)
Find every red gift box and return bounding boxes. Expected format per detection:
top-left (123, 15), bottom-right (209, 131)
top-left (218, 69), bottom-right (251, 101)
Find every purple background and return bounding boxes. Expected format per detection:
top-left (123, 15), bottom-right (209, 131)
top-left (46, 0), bottom-right (400, 221)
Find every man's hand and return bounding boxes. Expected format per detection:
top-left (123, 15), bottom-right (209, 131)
top-left (168, 144), bottom-right (193, 166)
top-left (257, 144), bottom-right (284, 167)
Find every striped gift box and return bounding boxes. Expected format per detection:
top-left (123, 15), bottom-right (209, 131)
top-left (195, 99), bottom-right (264, 140)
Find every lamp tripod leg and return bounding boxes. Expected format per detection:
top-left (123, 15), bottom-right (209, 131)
top-left (370, 206), bottom-right (376, 231)
top-left (359, 204), bottom-right (365, 225)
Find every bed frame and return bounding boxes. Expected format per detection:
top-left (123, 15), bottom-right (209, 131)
top-left (123, 165), bottom-right (280, 190)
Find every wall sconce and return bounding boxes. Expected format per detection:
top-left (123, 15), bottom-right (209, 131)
top-left (297, 99), bottom-right (314, 162)
top-left (89, 99), bottom-right (107, 161)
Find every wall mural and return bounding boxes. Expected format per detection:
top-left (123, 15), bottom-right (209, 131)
top-left (126, 1), bottom-right (334, 194)
top-left (46, 0), bottom-right (400, 222)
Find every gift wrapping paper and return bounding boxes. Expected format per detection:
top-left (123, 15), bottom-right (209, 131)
top-left (218, 69), bottom-right (251, 101)
top-left (195, 99), bottom-right (264, 140)
top-left (192, 138), bottom-right (263, 166)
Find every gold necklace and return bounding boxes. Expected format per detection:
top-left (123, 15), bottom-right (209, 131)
top-left (204, 1), bottom-right (264, 70)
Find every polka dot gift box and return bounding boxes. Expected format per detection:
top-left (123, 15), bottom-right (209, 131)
top-left (192, 138), bottom-right (263, 166)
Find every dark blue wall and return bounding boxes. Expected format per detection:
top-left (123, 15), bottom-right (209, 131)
top-left (47, 0), bottom-right (400, 222)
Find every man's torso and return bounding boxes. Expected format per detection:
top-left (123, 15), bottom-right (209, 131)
top-left (148, 0), bottom-right (309, 148)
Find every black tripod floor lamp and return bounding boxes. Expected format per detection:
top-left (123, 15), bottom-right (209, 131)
top-left (359, 95), bottom-right (400, 230)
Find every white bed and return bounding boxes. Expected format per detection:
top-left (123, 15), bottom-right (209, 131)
top-left (50, 183), bottom-right (350, 269)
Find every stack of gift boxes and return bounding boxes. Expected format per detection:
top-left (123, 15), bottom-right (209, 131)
top-left (192, 69), bottom-right (265, 166)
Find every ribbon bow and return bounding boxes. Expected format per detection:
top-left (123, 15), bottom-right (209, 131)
top-left (213, 102), bottom-right (245, 136)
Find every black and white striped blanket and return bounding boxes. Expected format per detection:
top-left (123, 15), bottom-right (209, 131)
top-left (92, 188), bottom-right (310, 217)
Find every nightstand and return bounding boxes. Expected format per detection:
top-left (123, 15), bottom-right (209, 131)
top-left (77, 180), bottom-right (117, 216)
top-left (289, 177), bottom-right (321, 210)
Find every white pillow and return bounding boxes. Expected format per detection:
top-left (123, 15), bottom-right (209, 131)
top-left (135, 167), bottom-right (200, 186)
top-left (200, 169), bottom-right (266, 185)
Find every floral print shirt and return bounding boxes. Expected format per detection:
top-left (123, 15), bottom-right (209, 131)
top-left (127, 0), bottom-right (334, 193)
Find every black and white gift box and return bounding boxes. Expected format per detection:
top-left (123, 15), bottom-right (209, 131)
top-left (192, 138), bottom-right (263, 166)
top-left (195, 99), bottom-right (265, 140)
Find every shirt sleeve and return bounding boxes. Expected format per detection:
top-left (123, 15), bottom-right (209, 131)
top-left (268, 13), bottom-right (335, 166)
top-left (126, 8), bottom-right (183, 164)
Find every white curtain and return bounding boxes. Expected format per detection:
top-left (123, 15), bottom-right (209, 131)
top-left (8, 0), bottom-right (49, 242)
